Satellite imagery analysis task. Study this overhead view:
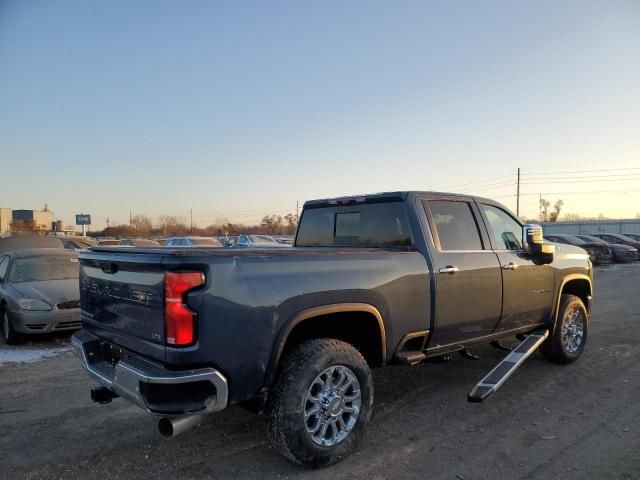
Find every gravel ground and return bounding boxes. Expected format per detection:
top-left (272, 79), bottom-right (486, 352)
top-left (1, 264), bottom-right (639, 479)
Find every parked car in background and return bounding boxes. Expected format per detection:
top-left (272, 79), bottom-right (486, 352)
top-left (575, 235), bottom-right (639, 262)
top-left (216, 236), bottom-right (232, 247)
top-left (0, 236), bottom-right (63, 251)
top-left (60, 236), bottom-right (98, 251)
top-left (164, 237), bottom-right (223, 247)
top-left (273, 236), bottom-right (294, 245)
top-left (98, 239), bottom-right (121, 246)
top-left (231, 234), bottom-right (290, 248)
top-left (118, 239), bottom-right (161, 247)
top-left (544, 234), bottom-right (613, 265)
top-left (622, 233), bottom-right (640, 242)
top-left (590, 233), bottom-right (640, 251)
top-left (0, 248), bottom-right (81, 344)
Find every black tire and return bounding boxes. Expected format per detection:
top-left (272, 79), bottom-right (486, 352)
top-left (541, 294), bottom-right (588, 364)
top-left (1, 308), bottom-right (25, 345)
top-left (266, 339), bottom-right (373, 468)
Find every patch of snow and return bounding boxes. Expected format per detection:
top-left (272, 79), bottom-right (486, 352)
top-left (0, 344), bottom-right (73, 365)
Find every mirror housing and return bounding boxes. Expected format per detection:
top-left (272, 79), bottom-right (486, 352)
top-left (522, 223), bottom-right (555, 264)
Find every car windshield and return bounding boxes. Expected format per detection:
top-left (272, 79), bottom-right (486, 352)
top-left (190, 238), bottom-right (222, 246)
top-left (609, 234), bottom-right (637, 242)
top-left (554, 236), bottom-right (586, 246)
top-left (578, 235), bottom-right (606, 244)
top-left (9, 255), bottom-right (79, 283)
top-left (252, 235), bottom-right (278, 243)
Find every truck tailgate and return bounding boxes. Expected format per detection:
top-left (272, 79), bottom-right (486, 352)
top-left (79, 250), bottom-right (167, 362)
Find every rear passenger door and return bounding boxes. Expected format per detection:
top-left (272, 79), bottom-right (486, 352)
top-left (477, 203), bottom-right (554, 332)
top-left (422, 198), bottom-right (503, 347)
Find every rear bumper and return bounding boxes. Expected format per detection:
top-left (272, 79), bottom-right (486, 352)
top-left (72, 330), bottom-right (228, 416)
top-left (12, 308), bottom-right (82, 334)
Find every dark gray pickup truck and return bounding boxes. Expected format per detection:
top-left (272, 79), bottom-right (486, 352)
top-left (73, 191), bottom-right (593, 467)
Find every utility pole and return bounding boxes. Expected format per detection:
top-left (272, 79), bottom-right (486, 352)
top-left (516, 168), bottom-right (521, 217)
top-left (538, 193), bottom-right (542, 222)
top-left (129, 210), bottom-right (132, 229)
top-left (106, 217), bottom-right (110, 237)
top-left (190, 208), bottom-right (193, 233)
top-left (296, 201), bottom-right (299, 223)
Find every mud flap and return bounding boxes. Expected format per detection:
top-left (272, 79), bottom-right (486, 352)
top-left (467, 329), bottom-right (549, 403)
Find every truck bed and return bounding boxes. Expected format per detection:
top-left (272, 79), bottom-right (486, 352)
top-left (78, 245), bottom-right (429, 402)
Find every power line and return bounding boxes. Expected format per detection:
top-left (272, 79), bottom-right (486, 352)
top-left (436, 174), bottom-right (514, 191)
top-left (522, 177), bottom-right (640, 185)
top-left (523, 166), bottom-right (640, 175)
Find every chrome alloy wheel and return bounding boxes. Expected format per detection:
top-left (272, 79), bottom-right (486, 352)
top-left (303, 365), bottom-right (361, 447)
top-left (561, 307), bottom-right (585, 354)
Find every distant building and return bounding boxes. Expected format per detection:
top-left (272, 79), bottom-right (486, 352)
top-left (12, 208), bottom-right (54, 233)
top-left (0, 208), bottom-right (11, 237)
top-left (542, 219), bottom-right (640, 235)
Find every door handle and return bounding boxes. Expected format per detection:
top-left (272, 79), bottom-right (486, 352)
top-left (439, 266), bottom-right (459, 274)
top-left (502, 262), bottom-right (518, 270)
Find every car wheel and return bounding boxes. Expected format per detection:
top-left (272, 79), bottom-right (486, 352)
top-left (1, 309), bottom-right (25, 345)
top-left (267, 338), bottom-right (373, 468)
top-left (541, 294), bottom-right (588, 364)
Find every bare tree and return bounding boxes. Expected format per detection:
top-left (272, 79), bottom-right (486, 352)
top-left (10, 219), bottom-right (38, 235)
top-left (261, 215), bottom-right (284, 234)
top-left (284, 213), bottom-right (297, 235)
top-left (157, 215), bottom-right (187, 236)
top-left (548, 200), bottom-right (564, 222)
top-left (539, 198), bottom-right (551, 222)
top-left (131, 214), bottom-right (153, 236)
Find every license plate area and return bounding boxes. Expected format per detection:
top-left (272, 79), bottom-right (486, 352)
top-left (101, 342), bottom-right (125, 367)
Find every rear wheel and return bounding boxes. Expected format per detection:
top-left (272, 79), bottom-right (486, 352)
top-left (267, 339), bottom-right (373, 468)
top-left (541, 294), bottom-right (588, 363)
top-left (1, 309), bottom-right (25, 345)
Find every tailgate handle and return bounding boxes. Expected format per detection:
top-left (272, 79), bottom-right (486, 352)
top-left (100, 262), bottom-right (118, 274)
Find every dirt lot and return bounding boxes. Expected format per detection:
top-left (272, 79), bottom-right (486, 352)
top-left (1, 265), bottom-right (639, 480)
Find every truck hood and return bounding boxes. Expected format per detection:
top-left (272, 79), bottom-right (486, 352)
top-left (10, 279), bottom-right (80, 305)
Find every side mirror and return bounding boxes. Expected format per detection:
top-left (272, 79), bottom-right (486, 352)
top-left (522, 223), bottom-right (555, 264)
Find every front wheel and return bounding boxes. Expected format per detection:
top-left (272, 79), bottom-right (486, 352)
top-left (1, 309), bottom-right (25, 345)
top-left (541, 294), bottom-right (588, 363)
top-left (266, 339), bottom-right (373, 468)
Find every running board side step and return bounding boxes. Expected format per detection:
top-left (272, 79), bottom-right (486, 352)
top-left (467, 329), bottom-right (549, 403)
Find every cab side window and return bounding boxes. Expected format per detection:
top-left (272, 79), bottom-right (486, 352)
top-left (425, 200), bottom-right (483, 251)
top-left (481, 204), bottom-right (523, 251)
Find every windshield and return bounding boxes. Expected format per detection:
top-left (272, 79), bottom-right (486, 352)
top-left (252, 235), bottom-right (278, 243)
top-left (191, 238), bottom-right (222, 246)
top-left (554, 236), bottom-right (586, 246)
top-left (611, 234), bottom-right (637, 242)
top-left (578, 236), bottom-right (605, 244)
top-left (9, 255), bottom-right (79, 283)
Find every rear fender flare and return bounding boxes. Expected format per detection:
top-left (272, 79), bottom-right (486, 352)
top-left (264, 303), bottom-right (387, 390)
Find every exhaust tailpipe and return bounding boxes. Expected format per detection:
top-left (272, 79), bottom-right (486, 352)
top-left (158, 415), bottom-right (203, 438)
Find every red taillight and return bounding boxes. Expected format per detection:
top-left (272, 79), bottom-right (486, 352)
top-left (164, 271), bottom-right (204, 346)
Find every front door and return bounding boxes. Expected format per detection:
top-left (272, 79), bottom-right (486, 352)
top-left (477, 203), bottom-right (555, 332)
top-left (422, 198), bottom-right (503, 347)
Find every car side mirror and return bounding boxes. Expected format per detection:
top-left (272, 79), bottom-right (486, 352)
top-left (522, 224), bottom-right (555, 264)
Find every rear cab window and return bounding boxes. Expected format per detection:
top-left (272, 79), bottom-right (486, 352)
top-left (296, 201), bottom-right (412, 247)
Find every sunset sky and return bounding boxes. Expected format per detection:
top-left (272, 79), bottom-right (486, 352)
top-left (1, 1), bottom-right (639, 229)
